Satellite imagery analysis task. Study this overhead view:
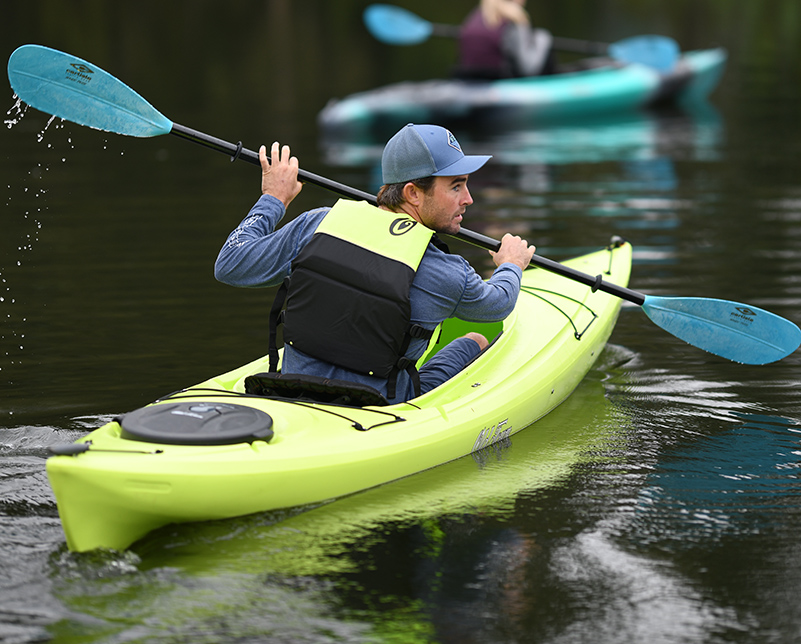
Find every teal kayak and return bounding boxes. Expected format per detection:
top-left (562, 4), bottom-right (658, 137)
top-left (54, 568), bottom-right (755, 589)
top-left (46, 240), bottom-right (632, 553)
top-left (318, 49), bottom-right (727, 134)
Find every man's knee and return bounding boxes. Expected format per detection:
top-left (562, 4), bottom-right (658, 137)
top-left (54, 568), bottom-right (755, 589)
top-left (463, 332), bottom-right (488, 352)
top-left (418, 333), bottom-right (487, 395)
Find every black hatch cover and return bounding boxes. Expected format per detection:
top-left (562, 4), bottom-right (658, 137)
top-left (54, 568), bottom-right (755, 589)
top-left (120, 402), bottom-right (274, 445)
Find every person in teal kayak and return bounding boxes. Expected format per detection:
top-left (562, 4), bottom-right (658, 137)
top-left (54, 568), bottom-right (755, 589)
top-left (456, 0), bottom-right (556, 79)
top-left (214, 124), bottom-right (535, 404)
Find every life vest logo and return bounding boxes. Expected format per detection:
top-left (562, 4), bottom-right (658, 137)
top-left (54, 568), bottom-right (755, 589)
top-left (446, 129), bottom-right (461, 152)
top-left (389, 217), bottom-right (417, 236)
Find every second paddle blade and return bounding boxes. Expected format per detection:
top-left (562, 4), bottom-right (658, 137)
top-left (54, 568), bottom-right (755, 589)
top-left (363, 4), bottom-right (434, 45)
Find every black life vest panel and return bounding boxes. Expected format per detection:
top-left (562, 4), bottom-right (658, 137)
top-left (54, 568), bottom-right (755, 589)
top-left (269, 200), bottom-right (434, 399)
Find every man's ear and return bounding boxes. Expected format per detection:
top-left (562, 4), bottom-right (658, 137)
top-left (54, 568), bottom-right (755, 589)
top-left (402, 182), bottom-right (423, 207)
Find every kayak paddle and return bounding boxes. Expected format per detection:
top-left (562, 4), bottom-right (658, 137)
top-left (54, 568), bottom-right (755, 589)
top-left (363, 4), bottom-right (680, 72)
top-left (7, 44), bottom-right (800, 365)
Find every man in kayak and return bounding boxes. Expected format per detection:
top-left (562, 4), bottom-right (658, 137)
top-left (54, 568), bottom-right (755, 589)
top-left (214, 123), bottom-right (535, 404)
top-left (456, 0), bottom-right (556, 79)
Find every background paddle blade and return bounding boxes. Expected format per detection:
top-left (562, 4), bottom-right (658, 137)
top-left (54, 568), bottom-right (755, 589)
top-left (608, 35), bottom-right (680, 71)
top-left (7, 44), bottom-right (172, 137)
top-left (642, 295), bottom-right (801, 364)
top-left (364, 4), bottom-right (434, 45)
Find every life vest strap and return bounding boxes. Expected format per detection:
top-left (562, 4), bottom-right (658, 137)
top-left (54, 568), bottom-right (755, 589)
top-left (268, 278), bottom-right (290, 373)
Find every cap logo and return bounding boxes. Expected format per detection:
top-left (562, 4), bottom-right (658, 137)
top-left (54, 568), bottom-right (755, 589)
top-left (446, 129), bottom-right (461, 152)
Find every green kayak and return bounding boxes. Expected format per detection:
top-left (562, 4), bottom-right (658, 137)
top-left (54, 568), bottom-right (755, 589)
top-left (47, 240), bottom-right (632, 552)
top-left (318, 49), bottom-right (727, 134)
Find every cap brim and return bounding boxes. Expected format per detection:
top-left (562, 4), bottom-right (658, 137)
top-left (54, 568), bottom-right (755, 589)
top-left (431, 154), bottom-right (492, 177)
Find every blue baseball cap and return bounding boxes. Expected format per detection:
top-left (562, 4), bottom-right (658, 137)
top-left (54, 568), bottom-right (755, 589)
top-left (381, 124), bottom-right (492, 184)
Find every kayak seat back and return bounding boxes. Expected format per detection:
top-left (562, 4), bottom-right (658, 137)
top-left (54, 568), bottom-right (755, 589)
top-left (244, 372), bottom-right (390, 407)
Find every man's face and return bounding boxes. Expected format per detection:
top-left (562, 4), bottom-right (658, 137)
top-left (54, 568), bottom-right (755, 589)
top-left (417, 175), bottom-right (473, 235)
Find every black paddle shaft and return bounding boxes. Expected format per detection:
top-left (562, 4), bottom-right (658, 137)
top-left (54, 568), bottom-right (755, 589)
top-left (170, 123), bottom-right (377, 203)
top-left (170, 123), bottom-right (644, 306)
top-left (454, 228), bottom-right (645, 305)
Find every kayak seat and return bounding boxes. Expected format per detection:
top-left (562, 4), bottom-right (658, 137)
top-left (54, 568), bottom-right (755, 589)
top-left (244, 372), bottom-right (390, 407)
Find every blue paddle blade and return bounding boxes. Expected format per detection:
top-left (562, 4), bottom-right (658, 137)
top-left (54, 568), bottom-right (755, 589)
top-left (364, 4), bottom-right (434, 45)
top-left (608, 35), bottom-right (680, 72)
top-left (7, 45), bottom-right (172, 137)
top-left (642, 295), bottom-right (801, 365)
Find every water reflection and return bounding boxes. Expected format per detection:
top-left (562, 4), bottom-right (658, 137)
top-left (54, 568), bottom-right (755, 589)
top-left (532, 403), bottom-right (801, 641)
top-left (480, 103), bottom-right (723, 166)
top-left (633, 412), bottom-right (801, 545)
top-left (545, 525), bottom-right (745, 642)
top-left (320, 102), bottom-right (722, 194)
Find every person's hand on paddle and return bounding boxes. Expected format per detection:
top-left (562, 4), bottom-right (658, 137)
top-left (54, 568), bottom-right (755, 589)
top-left (490, 233), bottom-right (535, 270)
top-left (260, 142), bottom-right (303, 207)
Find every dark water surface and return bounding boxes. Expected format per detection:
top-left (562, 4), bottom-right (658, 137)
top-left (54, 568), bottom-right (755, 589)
top-left (3, 1), bottom-right (801, 642)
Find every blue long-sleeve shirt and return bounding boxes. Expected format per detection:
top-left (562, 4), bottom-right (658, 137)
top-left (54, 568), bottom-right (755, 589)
top-left (215, 195), bottom-right (523, 402)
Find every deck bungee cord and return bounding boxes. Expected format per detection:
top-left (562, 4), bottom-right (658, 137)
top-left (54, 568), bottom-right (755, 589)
top-left (156, 387), bottom-right (408, 432)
